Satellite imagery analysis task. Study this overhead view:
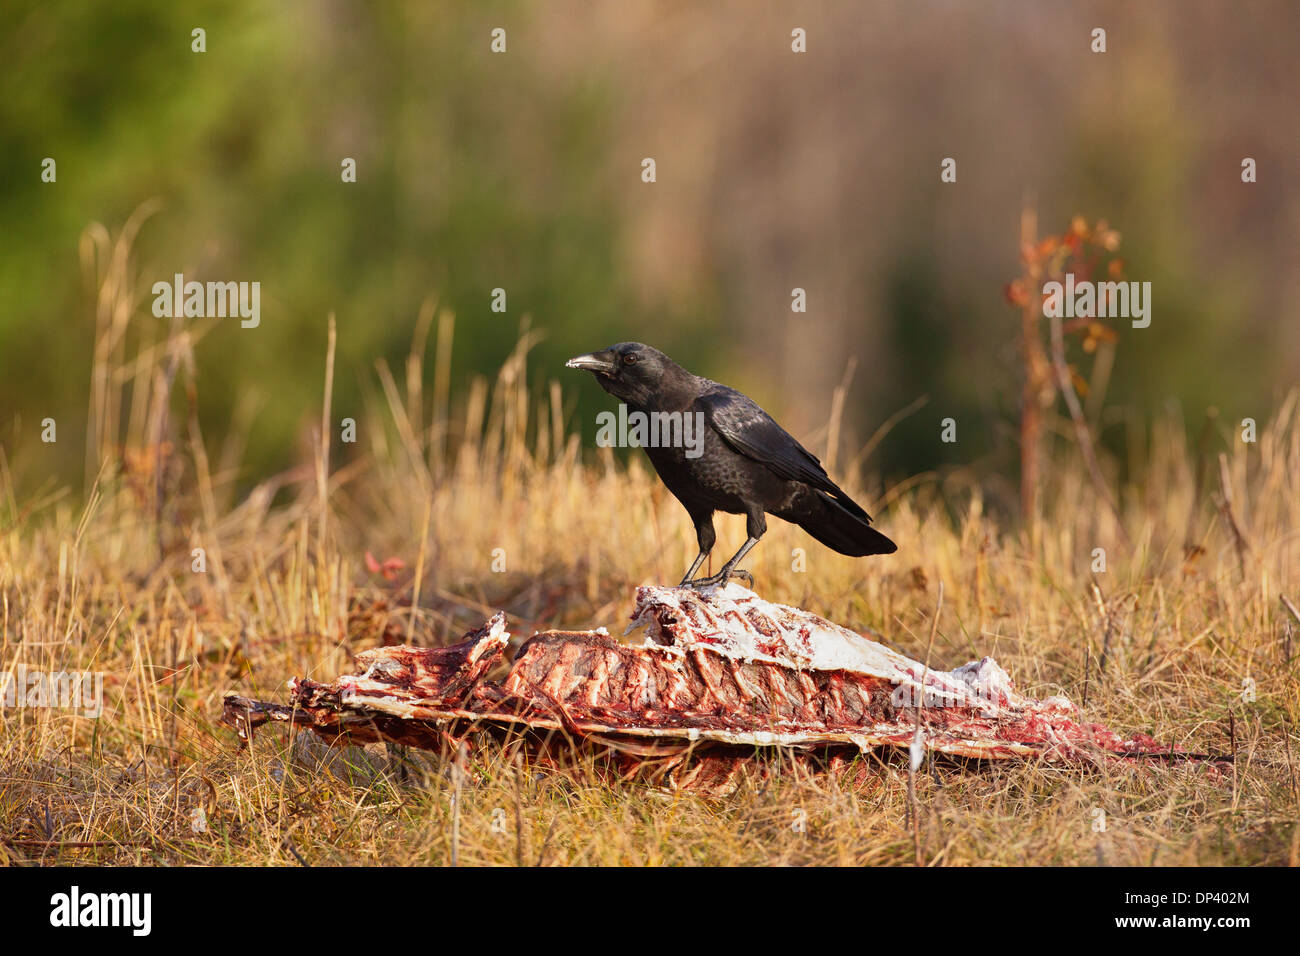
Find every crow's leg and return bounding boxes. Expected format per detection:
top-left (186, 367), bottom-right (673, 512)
top-left (685, 536), bottom-right (760, 589)
top-left (678, 509), bottom-right (717, 586)
top-left (684, 510), bottom-right (764, 589)
top-left (680, 551), bottom-right (708, 584)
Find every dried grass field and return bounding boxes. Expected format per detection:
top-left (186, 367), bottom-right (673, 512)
top-left (2, 230), bottom-right (1298, 867)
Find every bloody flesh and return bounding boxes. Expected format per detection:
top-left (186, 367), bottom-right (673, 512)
top-left (223, 583), bottom-right (1196, 789)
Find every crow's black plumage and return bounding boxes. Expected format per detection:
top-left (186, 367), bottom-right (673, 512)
top-left (566, 342), bottom-right (896, 587)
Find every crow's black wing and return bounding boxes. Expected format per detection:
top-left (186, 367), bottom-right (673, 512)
top-left (697, 385), bottom-right (871, 521)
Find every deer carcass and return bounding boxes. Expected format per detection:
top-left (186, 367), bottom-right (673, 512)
top-left (223, 584), bottom-right (1196, 791)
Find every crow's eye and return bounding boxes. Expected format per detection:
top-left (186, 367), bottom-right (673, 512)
top-left (622, 353), bottom-right (638, 366)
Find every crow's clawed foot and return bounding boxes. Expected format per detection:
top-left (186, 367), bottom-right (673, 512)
top-left (679, 568), bottom-right (754, 591)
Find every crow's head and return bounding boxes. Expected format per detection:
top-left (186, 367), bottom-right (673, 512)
top-left (565, 342), bottom-right (684, 407)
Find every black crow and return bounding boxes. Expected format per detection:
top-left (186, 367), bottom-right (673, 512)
top-left (566, 342), bottom-right (896, 588)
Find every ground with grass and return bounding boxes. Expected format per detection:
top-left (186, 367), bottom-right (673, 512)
top-left (2, 297), bottom-right (1298, 866)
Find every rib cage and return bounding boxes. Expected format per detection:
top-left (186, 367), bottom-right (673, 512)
top-left (223, 584), bottom-right (1193, 790)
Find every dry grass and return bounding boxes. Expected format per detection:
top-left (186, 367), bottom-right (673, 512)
top-left (1, 225), bottom-right (1299, 867)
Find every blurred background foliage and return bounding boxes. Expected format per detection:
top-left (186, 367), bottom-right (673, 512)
top-left (2, 0), bottom-right (1296, 508)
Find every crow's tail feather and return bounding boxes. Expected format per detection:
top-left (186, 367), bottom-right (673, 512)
top-left (797, 491), bottom-right (897, 557)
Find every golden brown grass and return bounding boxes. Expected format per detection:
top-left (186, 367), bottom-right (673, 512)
top-left (1, 223), bottom-right (1298, 866)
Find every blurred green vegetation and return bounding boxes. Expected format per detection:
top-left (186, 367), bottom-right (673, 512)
top-left (1, 1), bottom-right (1294, 504)
top-left (0, 1), bottom-right (670, 489)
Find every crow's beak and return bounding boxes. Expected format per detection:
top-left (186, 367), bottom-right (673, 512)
top-left (565, 351), bottom-right (618, 377)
